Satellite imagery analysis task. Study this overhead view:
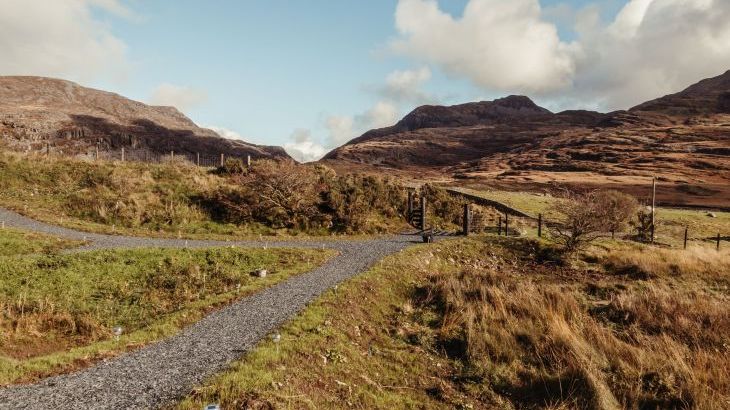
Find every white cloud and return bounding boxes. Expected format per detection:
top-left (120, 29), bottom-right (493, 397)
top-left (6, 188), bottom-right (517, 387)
top-left (391, 0), bottom-right (730, 110)
top-left (359, 101), bottom-right (400, 129)
top-left (391, 0), bottom-right (576, 94)
top-left (380, 67), bottom-right (434, 103)
top-left (571, 0), bottom-right (730, 109)
top-left (204, 125), bottom-right (247, 141)
top-left (0, 0), bottom-right (130, 82)
top-left (324, 100), bottom-right (400, 147)
top-left (325, 115), bottom-right (356, 146)
top-left (283, 129), bottom-right (328, 163)
top-left (149, 83), bottom-right (208, 112)
top-left (287, 69), bottom-right (426, 160)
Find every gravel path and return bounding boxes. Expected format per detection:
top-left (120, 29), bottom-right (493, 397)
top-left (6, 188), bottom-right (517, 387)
top-left (0, 208), bottom-right (422, 409)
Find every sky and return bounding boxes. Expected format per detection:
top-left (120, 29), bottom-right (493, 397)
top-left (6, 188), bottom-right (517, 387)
top-left (1, 0), bottom-right (729, 162)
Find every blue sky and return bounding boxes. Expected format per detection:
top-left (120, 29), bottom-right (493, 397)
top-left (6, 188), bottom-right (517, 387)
top-left (2, 0), bottom-right (729, 161)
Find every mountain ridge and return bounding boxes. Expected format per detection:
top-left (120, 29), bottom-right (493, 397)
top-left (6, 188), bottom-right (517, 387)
top-left (322, 70), bottom-right (730, 208)
top-left (0, 76), bottom-right (291, 160)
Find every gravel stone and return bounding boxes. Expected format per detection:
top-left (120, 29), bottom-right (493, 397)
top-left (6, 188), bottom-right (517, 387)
top-left (0, 208), bottom-right (423, 409)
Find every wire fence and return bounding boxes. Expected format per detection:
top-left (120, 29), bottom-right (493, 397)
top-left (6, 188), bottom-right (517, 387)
top-left (89, 148), bottom-right (251, 168)
top-left (462, 206), bottom-right (727, 251)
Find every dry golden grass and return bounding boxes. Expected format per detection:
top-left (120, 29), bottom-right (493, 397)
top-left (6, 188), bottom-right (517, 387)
top-left (175, 238), bottom-right (730, 409)
top-left (414, 240), bottom-right (730, 409)
top-left (600, 245), bottom-right (730, 279)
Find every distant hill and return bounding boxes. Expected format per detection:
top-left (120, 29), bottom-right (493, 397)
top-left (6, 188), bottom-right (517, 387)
top-left (631, 70), bottom-right (730, 115)
top-left (322, 71), bottom-right (730, 208)
top-left (0, 76), bottom-right (290, 160)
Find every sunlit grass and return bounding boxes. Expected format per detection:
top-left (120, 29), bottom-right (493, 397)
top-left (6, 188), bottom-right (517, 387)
top-left (176, 237), bottom-right (730, 409)
top-left (0, 228), bottom-right (83, 256)
top-left (0, 246), bottom-right (333, 385)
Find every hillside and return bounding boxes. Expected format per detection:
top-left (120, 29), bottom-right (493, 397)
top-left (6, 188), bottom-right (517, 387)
top-left (323, 71), bottom-right (730, 208)
top-left (0, 76), bottom-right (290, 160)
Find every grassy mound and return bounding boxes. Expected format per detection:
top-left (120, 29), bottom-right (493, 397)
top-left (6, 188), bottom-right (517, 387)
top-left (0, 151), bottom-right (421, 237)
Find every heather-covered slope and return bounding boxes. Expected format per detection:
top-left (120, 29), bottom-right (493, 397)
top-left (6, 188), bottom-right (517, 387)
top-left (322, 72), bottom-right (730, 208)
top-left (0, 76), bottom-right (290, 160)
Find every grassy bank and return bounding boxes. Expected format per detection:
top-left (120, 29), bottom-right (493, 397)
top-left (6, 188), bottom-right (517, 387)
top-left (0, 228), bottom-right (83, 256)
top-left (176, 238), bottom-right (730, 409)
top-left (0, 246), bottom-right (333, 385)
top-left (0, 151), bottom-right (416, 239)
top-left (0, 151), bottom-right (266, 239)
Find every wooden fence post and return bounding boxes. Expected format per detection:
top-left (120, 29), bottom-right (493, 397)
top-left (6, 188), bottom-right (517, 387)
top-left (220, 153), bottom-right (225, 167)
top-left (247, 155), bottom-right (251, 168)
top-left (538, 213), bottom-right (543, 238)
top-left (407, 191), bottom-right (414, 218)
top-left (684, 227), bottom-right (688, 250)
top-left (121, 147), bottom-right (125, 162)
top-left (463, 204), bottom-right (471, 236)
top-left (196, 152), bottom-right (200, 167)
top-left (505, 214), bottom-right (509, 236)
top-left (718, 233), bottom-right (722, 251)
top-left (651, 177), bottom-right (656, 243)
top-left (170, 151), bottom-right (174, 161)
top-left (95, 144), bottom-right (99, 161)
top-left (46, 142), bottom-right (50, 156)
top-left (420, 196), bottom-right (426, 231)
top-left (498, 216), bottom-right (502, 236)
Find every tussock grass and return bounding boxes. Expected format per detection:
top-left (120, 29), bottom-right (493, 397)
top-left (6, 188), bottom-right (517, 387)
top-left (0, 247), bottom-right (332, 384)
top-left (176, 238), bottom-right (730, 409)
top-left (601, 245), bottom-right (730, 279)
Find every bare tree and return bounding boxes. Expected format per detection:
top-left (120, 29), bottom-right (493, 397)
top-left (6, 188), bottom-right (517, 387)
top-left (550, 190), bottom-right (638, 254)
top-left (594, 190), bottom-right (640, 238)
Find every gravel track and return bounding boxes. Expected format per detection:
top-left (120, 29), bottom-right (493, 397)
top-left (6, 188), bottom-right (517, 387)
top-left (0, 207), bottom-right (421, 409)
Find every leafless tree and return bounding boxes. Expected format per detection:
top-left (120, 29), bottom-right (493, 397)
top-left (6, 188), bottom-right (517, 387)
top-left (550, 190), bottom-right (638, 254)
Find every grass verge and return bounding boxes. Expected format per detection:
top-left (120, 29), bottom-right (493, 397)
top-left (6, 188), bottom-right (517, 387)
top-left (0, 228), bottom-right (83, 256)
top-left (0, 247), bottom-right (333, 385)
top-left (175, 237), bottom-right (730, 409)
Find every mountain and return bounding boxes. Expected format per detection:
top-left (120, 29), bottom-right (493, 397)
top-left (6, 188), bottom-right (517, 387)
top-left (631, 70), bottom-right (730, 115)
top-left (323, 72), bottom-right (730, 209)
top-left (0, 76), bottom-right (290, 160)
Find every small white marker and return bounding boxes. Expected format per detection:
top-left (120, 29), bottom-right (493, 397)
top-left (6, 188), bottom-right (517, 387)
top-left (113, 326), bottom-right (123, 342)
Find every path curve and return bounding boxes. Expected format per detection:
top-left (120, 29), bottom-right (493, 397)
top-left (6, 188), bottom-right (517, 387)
top-left (0, 208), bottom-right (421, 409)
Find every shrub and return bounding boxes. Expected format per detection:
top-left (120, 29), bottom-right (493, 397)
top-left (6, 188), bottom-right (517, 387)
top-left (594, 190), bottom-right (639, 236)
top-left (634, 206), bottom-right (656, 242)
top-left (550, 190), bottom-right (638, 254)
top-left (319, 173), bottom-right (407, 233)
top-left (421, 184), bottom-right (467, 229)
top-left (231, 160), bottom-right (323, 229)
top-left (217, 161), bottom-right (410, 233)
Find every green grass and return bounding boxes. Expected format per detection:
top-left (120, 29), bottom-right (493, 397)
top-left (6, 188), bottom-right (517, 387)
top-left (656, 207), bottom-right (730, 246)
top-left (0, 246), bottom-right (333, 385)
top-left (0, 228), bottom-right (83, 256)
top-left (451, 187), bottom-right (557, 217)
top-left (454, 187), bottom-right (730, 247)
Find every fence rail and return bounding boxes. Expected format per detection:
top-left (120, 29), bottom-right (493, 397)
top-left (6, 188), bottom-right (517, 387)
top-left (84, 148), bottom-right (252, 168)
